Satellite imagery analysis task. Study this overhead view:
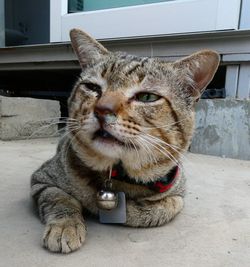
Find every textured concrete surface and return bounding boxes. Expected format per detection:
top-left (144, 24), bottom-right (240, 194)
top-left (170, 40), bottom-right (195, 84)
top-left (0, 138), bottom-right (250, 267)
top-left (191, 99), bottom-right (250, 160)
top-left (0, 96), bottom-right (60, 140)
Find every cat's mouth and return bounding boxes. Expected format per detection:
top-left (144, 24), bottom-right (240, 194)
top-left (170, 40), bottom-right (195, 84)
top-left (93, 129), bottom-right (125, 146)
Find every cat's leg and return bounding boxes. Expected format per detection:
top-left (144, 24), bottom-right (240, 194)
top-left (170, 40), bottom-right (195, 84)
top-left (32, 184), bottom-right (86, 253)
top-left (125, 196), bottom-right (183, 227)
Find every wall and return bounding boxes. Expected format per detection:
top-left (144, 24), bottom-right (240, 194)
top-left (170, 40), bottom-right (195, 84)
top-left (239, 0), bottom-right (250, 29)
top-left (191, 99), bottom-right (250, 160)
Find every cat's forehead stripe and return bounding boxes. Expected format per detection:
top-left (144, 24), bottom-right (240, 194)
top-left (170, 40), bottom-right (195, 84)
top-left (99, 56), bottom-right (150, 89)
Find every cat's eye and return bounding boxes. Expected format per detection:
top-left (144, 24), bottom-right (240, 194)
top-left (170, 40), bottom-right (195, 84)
top-left (81, 82), bottom-right (102, 97)
top-left (83, 82), bottom-right (101, 92)
top-left (135, 92), bottom-right (161, 102)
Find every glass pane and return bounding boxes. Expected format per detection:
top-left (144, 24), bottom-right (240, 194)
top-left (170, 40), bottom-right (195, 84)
top-left (68, 0), bottom-right (175, 13)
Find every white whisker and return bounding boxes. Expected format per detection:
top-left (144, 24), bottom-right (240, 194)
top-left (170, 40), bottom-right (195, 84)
top-left (137, 136), bottom-right (158, 165)
top-left (144, 133), bottom-right (191, 164)
top-left (139, 135), bottom-right (181, 170)
top-left (141, 117), bottom-right (188, 130)
top-left (130, 138), bottom-right (141, 166)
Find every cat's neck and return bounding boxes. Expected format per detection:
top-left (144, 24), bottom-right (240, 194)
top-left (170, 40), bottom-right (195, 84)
top-left (122, 158), bottom-right (177, 182)
top-left (68, 140), bottom-right (176, 182)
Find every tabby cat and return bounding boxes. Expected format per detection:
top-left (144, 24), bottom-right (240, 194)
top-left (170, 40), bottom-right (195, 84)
top-left (31, 29), bottom-right (219, 253)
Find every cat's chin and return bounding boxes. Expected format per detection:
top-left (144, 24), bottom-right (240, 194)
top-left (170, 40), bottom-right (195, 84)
top-left (91, 138), bottom-right (124, 159)
top-left (90, 128), bottom-right (127, 158)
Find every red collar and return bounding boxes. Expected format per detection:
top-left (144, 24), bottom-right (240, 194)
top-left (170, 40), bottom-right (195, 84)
top-left (111, 165), bottom-right (179, 193)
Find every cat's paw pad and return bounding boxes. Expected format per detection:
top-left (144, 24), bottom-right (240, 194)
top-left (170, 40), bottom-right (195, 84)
top-left (42, 218), bottom-right (86, 253)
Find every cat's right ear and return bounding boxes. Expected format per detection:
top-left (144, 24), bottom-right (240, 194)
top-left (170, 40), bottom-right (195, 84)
top-left (173, 50), bottom-right (220, 101)
top-left (70, 29), bottom-right (108, 69)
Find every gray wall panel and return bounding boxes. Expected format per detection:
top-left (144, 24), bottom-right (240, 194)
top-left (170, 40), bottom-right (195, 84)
top-left (191, 99), bottom-right (250, 160)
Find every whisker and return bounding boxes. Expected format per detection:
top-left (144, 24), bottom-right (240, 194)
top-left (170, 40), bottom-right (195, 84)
top-left (143, 133), bottom-right (202, 176)
top-left (31, 117), bottom-right (77, 124)
top-left (139, 135), bottom-right (181, 169)
top-left (61, 126), bottom-right (82, 159)
top-left (64, 134), bottom-right (78, 160)
top-left (143, 133), bottom-right (191, 163)
top-left (60, 125), bottom-right (80, 140)
top-left (145, 133), bottom-right (184, 153)
top-left (135, 137), bottom-right (152, 164)
top-left (142, 134), bottom-right (185, 173)
top-left (142, 135), bottom-right (180, 163)
top-left (137, 136), bottom-right (158, 165)
top-left (130, 138), bottom-right (141, 166)
top-left (27, 121), bottom-right (75, 139)
top-left (141, 117), bottom-right (189, 130)
top-left (142, 135), bottom-right (185, 174)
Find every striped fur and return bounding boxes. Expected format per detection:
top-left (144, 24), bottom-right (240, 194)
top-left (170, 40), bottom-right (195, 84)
top-left (31, 29), bottom-right (220, 253)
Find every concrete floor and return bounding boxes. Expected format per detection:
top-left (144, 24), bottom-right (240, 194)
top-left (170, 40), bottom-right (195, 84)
top-left (0, 138), bottom-right (249, 267)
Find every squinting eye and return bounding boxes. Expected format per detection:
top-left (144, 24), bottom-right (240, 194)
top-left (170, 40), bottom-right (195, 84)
top-left (135, 92), bottom-right (161, 102)
top-left (83, 82), bottom-right (101, 92)
top-left (82, 82), bottom-right (102, 97)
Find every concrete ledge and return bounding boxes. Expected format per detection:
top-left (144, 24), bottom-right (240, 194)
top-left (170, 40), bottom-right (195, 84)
top-left (191, 99), bottom-right (250, 160)
top-left (0, 96), bottom-right (60, 140)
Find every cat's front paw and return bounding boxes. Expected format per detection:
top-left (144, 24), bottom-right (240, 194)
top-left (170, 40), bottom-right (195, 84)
top-left (42, 217), bottom-right (86, 253)
top-left (126, 196), bottom-right (184, 227)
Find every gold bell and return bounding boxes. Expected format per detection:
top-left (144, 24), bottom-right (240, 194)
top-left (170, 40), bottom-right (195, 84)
top-left (96, 190), bottom-right (118, 210)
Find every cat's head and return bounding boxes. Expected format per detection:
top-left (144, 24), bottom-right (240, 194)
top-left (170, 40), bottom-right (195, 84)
top-left (68, 29), bottom-right (219, 178)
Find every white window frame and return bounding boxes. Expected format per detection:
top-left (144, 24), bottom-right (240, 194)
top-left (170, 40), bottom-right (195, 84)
top-left (50, 0), bottom-right (242, 42)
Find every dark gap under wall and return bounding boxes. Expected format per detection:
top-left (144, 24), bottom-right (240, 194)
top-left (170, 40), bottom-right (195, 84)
top-left (202, 65), bottom-right (226, 99)
top-left (0, 66), bottom-right (226, 117)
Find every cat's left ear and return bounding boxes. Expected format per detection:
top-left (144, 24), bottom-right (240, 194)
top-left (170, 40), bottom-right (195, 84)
top-left (70, 28), bottom-right (109, 69)
top-left (173, 50), bottom-right (220, 100)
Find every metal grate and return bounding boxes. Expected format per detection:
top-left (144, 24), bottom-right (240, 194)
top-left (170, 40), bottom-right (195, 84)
top-left (201, 65), bottom-right (226, 99)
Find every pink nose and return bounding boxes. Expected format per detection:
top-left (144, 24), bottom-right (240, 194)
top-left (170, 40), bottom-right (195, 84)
top-left (94, 94), bottom-right (122, 120)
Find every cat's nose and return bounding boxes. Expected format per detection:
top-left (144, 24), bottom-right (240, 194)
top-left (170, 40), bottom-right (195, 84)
top-left (94, 94), bottom-right (121, 121)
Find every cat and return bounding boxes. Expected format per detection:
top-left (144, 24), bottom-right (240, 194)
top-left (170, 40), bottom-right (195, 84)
top-left (31, 28), bottom-right (219, 253)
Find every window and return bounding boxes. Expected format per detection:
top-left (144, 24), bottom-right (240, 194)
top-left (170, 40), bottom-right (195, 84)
top-left (68, 0), bottom-right (174, 12)
top-left (50, 0), bottom-right (242, 42)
